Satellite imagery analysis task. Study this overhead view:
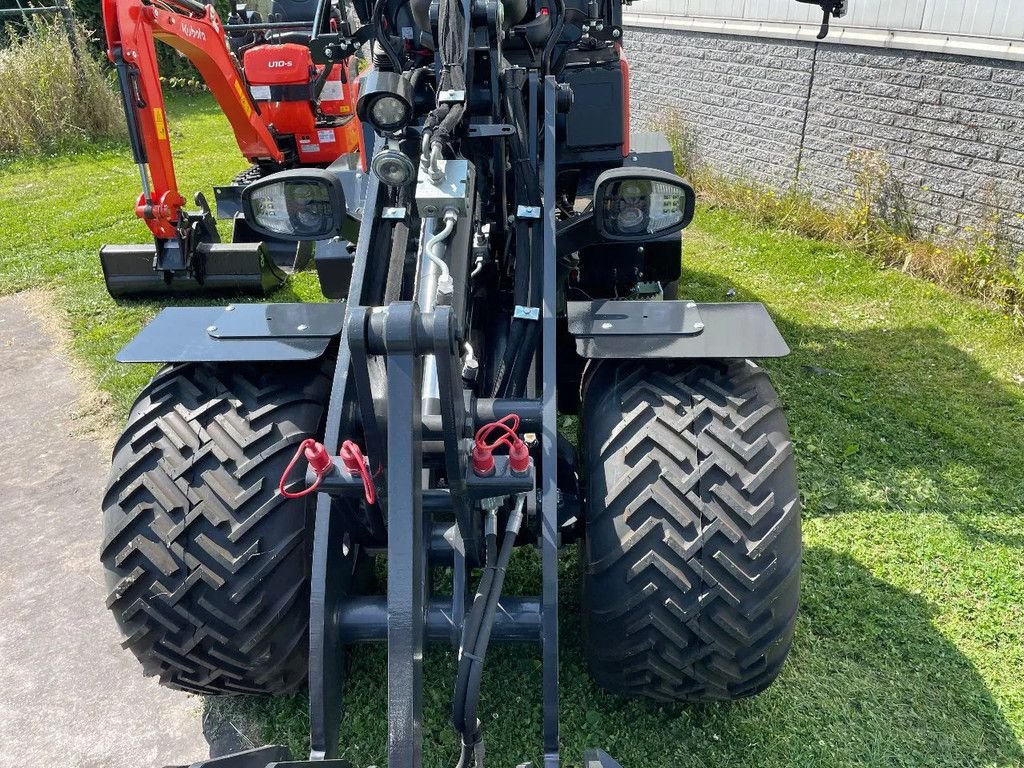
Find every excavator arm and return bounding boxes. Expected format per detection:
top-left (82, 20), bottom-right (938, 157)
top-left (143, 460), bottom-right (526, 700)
top-left (103, 0), bottom-right (284, 240)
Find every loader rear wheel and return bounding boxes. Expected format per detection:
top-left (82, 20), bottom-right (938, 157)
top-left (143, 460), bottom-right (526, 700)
top-left (100, 360), bottom-right (332, 695)
top-left (580, 359), bottom-right (801, 702)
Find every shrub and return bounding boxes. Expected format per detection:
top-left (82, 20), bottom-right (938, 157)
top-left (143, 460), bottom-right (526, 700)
top-left (665, 115), bottom-right (1024, 328)
top-left (0, 20), bottom-right (125, 156)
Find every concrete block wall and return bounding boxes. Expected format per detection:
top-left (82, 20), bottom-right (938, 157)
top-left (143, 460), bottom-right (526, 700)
top-left (627, 28), bottom-right (1024, 248)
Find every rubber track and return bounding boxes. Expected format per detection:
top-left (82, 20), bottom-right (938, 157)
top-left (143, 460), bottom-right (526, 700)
top-left (582, 360), bottom-right (801, 702)
top-left (100, 361), bottom-right (330, 695)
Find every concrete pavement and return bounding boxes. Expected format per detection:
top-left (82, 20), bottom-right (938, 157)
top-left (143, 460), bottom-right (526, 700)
top-left (0, 293), bottom-right (245, 768)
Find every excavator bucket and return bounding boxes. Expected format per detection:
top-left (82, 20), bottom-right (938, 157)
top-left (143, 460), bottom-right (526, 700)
top-left (100, 241), bottom-right (287, 298)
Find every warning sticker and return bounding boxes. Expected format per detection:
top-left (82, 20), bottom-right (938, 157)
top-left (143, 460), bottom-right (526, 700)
top-left (153, 107), bottom-right (167, 141)
top-left (319, 81), bottom-right (343, 101)
top-left (318, 129), bottom-right (336, 143)
top-left (300, 142), bottom-right (321, 153)
top-left (234, 79), bottom-right (253, 118)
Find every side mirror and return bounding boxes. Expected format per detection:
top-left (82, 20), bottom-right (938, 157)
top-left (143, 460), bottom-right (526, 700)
top-left (241, 169), bottom-right (346, 242)
top-left (593, 168), bottom-right (696, 242)
top-left (797, 0), bottom-right (848, 39)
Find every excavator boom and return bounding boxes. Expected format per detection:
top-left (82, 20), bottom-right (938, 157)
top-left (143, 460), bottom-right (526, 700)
top-left (103, 0), bottom-right (283, 239)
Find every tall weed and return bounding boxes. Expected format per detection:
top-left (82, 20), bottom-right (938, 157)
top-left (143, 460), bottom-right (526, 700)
top-left (0, 20), bottom-right (124, 157)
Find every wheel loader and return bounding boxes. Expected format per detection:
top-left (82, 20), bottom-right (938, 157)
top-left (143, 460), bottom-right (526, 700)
top-left (98, 0), bottom-right (849, 765)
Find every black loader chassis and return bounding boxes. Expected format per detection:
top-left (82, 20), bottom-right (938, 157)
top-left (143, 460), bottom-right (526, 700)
top-left (96, 0), bottom-right (812, 763)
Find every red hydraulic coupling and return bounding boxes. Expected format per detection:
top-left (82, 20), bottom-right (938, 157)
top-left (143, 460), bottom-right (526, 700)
top-left (508, 438), bottom-right (530, 475)
top-left (279, 438), bottom-right (377, 504)
top-left (279, 439), bottom-right (334, 499)
top-left (340, 440), bottom-right (376, 505)
top-left (471, 413), bottom-right (530, 476)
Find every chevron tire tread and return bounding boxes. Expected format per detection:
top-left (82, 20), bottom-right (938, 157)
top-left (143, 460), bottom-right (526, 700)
top-left (100, 360), bottom-right (331, 695)
top-left (581, 359), bottom-right (801, 703)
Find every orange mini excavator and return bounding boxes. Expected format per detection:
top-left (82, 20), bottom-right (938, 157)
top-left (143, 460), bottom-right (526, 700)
top-left (100, 0), bottom-right (366, 295)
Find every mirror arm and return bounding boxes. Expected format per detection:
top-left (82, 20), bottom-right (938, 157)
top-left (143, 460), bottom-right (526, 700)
top-left (341, 213), bottom-right (361, 244)
top-left (556, 211), bottom-right (599, 256)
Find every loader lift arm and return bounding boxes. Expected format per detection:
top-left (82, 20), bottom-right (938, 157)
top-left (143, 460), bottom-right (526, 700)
top-left (103, 0), bottom-right (284, 242)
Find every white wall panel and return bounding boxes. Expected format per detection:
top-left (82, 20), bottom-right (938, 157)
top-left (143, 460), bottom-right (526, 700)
top-left (633, 0), bottom-right (1023, 41)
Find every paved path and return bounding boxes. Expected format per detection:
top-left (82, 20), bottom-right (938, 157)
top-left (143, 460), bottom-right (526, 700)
top-left (0, 294), bottom-right (243, 768)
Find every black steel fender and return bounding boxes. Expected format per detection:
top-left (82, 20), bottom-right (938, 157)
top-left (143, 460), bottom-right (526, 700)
top-left (566, 300), bottom-right (791, 359)
top-left (116, 302), bottom-right (345, 363)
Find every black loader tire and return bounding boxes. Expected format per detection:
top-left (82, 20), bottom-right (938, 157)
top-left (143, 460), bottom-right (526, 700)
top-left (100, 360), bottom-right (332, 695)
top-left (581, 359), bottom-right (801, 702)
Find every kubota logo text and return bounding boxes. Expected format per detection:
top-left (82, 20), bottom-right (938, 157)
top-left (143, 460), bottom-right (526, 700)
top-left (268, 60), bottom-right (294, 68)
top-left (180, 23), bottom-right (206, 41)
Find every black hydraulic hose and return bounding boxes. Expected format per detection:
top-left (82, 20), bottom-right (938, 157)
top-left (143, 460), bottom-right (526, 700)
top-left (172, 0), bottom-right (209, 17)
top-left (490, 220), bottom-right (532, 398)
top-left (506, 211), bottom-right (546, 397)
top-left (455, 497), bottom-right (526, 743)
top-left (492, 82), bottom-right (543, 398)
top-left (490, 321), bottom-right (525, 398)
top-left (541, 0), bottom-right (566, 75)
top-left (452, 521), bottom-right (499, 734)
top-left (371, 0), bottom-right (403, 71)
top-left (505, 321), bottom-right (538, 398)
top-left (490, 82), bottom-right (536, 397)
top-left (461, 525), bottom-right (499, 666)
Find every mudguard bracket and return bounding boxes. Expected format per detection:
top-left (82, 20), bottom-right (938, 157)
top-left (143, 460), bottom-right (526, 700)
top-left (567, 300), bottom-right (791, 359)
top-left (116, 303), bottom-right (345, 363)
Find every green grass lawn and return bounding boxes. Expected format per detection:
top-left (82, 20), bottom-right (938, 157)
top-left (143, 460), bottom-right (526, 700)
top-left (2, 94), bottom-right (1023, 768)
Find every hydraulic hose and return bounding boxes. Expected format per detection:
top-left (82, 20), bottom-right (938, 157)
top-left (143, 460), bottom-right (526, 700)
top-left (452, 496), bottom-right (526, 748)
top-left (371, 0), bottom-right (403, 71)
top-left (453, 513), bottom-right (499, 738)
top-left (312, 61), bottom-right (334, 100)
top-left (542, 0), bottom-right (566, 75)
top-left (425, 210), bottom-right (458, 290)
top-left (460, 499), bottom-right (524, 736)
top-left (461, 520), bottom-right (499, 657)
top-left (492, 82), bottom-right (542, 398)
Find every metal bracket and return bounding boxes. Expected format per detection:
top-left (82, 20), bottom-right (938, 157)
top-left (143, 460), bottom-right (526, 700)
top-left (568, 300), bottom-right (704, 338)
top-left (382, 206), bottom-right (408, 220)
top-left (514, 305), bottom-right (541, 321)
top-left (467, 123), bottom-right (516, 137)
top-left (438, 88), bottom-right (467, 103)
top-left (517, 204), bottom-right (542, 220)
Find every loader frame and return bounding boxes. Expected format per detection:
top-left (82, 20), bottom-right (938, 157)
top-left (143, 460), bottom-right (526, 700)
top-left (302, 79), bottom-right (564, 763)
top-left (112, 0), bottom-right (815, 764)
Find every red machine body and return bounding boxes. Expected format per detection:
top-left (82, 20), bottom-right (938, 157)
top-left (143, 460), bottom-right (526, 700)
top-left (243, 43), bottom-right (358, 165)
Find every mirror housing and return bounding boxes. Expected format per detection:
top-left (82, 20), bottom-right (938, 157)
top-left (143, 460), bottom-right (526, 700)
top-left (241, 169), bottom-right (347, 242)
top-left (593, 168), bottom-right (696, 242)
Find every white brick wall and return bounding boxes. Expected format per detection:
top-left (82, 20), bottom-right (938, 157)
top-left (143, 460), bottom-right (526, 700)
top-left (628, 27), bottom-right (1024, 247)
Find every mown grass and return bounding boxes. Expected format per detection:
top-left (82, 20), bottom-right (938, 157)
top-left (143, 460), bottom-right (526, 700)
top-left (2, 94), bottom-right (1023, 767)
